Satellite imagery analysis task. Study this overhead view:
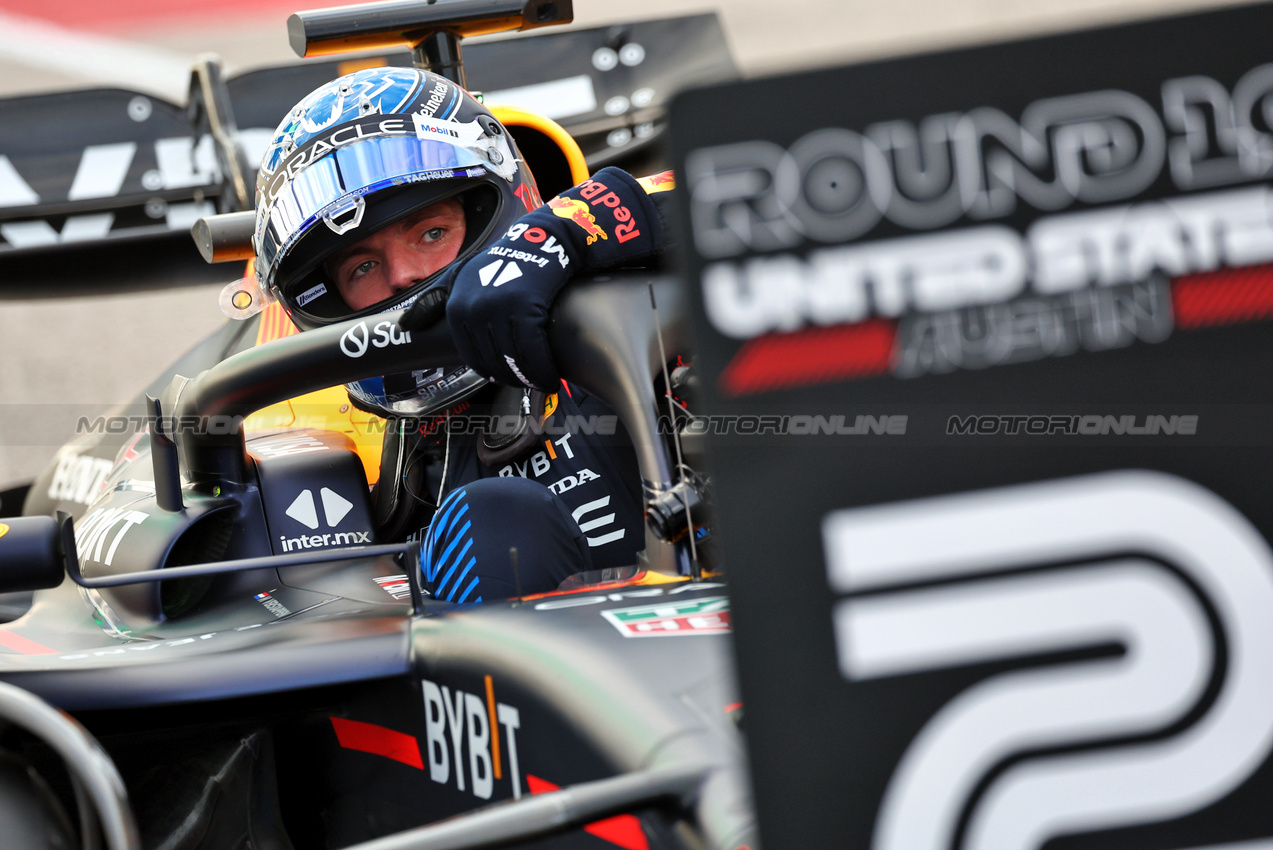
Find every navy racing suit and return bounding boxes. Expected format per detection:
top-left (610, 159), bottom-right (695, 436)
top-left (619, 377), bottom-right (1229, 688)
top-left (389, 381), bottom-right (645, 603)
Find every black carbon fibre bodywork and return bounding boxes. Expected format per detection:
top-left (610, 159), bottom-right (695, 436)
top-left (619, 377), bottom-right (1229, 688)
top-left (3, 272), bottom-right (752, 850)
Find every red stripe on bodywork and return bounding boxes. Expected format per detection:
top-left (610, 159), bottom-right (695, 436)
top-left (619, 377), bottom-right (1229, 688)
top-left (719, 320), bottom-right (896, 397)
top-left (526, 775), bottom-right (650, 850)
top-left (329, 717), bottom-right (423, 769)
top-left (1172, 265), bottom-right (1273, 329)
top-left (0, 630), bottom-right (58, 655)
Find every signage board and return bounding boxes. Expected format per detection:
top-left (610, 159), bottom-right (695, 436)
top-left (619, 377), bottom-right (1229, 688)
top-left (668, 5), bottom-right (1273, 848)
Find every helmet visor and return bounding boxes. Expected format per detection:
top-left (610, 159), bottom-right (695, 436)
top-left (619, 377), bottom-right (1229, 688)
top-left (256, 136), bottom-right (489, 287)
top-left (347, 364), bottom-right (491, 418)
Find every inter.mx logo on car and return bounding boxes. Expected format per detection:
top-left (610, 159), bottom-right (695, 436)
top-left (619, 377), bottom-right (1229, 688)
top-left (279, 488), bottom-right (369, 551)
top-left (822, 471), bottom-right (1273, 850)
top-left (602, 596), bottom-right (731, 637)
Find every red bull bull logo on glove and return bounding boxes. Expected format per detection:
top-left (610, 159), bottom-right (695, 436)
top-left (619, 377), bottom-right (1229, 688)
top-left (548, 196), bottom-right (608, 245)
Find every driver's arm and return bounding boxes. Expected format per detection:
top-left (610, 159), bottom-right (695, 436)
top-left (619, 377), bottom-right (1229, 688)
top-left (444, 167), bottom-right (674, 391)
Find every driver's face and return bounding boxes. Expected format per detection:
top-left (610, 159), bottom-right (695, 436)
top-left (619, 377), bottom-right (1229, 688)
top-left (327, 199), bottom-right (467, 310)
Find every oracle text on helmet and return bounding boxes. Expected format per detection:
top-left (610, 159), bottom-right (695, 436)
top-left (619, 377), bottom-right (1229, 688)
top-left (260, 117), bottom-right (414, 205)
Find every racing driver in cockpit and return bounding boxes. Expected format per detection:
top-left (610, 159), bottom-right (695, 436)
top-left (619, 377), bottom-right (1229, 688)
top-left (250, 66), bottom-right (675, 604)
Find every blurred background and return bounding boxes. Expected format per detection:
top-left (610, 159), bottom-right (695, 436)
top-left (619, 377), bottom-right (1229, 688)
top-left (0, 0), bottom-right (1259, 490)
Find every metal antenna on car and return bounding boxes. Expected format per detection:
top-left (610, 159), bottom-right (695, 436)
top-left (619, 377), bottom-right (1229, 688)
top-left (509, 546), bottom-right (523, 604)
top-left (648, 284), bottom-right (701, 580)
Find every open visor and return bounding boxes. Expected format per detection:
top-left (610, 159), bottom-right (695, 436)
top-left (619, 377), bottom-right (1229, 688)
top-left (255, 135), bottom-right (490, 289)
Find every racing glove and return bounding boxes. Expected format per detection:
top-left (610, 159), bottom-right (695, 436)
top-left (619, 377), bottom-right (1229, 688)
top-left (445, 167), bottom-right (667, 390)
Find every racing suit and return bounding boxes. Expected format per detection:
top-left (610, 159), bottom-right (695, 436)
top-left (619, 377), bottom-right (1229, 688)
top-left (397, 167), bottom-right (675, 603)
top-left (397, 382), bottom-right (645, 603)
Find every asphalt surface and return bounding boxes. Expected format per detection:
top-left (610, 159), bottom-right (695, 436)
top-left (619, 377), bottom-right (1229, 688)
top-left (0, 0), bottom-right (1258, 489)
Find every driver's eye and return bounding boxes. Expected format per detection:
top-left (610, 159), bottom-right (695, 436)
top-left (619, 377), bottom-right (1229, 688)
top-left (352, 260), bottom-right (376, 278)
top-left (421, 227), bottom-right (445, 243)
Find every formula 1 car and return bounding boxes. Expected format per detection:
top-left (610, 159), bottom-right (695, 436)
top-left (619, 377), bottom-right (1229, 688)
top-left (0, 2), bottom-right (753, 848)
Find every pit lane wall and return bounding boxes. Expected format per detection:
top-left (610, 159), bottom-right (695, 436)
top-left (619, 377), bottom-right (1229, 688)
top-left (670, 4), bottom-right (1273, 848)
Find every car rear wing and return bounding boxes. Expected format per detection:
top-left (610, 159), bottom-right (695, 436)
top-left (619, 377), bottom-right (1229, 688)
top-left (0, 12), bottom-right (735, 297)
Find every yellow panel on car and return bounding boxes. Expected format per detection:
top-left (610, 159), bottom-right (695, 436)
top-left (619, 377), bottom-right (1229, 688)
top-left (244, 302), bottom-right (385, 485)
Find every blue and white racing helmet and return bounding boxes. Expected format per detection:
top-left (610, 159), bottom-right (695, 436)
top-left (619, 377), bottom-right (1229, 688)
top-left (252, 66), bottom-right (542, 417)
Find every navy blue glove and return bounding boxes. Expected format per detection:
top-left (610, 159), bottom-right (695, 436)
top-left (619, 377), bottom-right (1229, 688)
top-left (446, 166), bottom-right (663, 390)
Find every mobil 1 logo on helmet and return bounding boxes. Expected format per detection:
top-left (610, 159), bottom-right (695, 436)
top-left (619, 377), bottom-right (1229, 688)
top-left (822, 471), bottom-right (1273, 849)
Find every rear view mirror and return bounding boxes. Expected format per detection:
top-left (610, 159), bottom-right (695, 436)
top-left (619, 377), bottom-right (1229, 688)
top-left (0, 516), bottom-right (65, 592)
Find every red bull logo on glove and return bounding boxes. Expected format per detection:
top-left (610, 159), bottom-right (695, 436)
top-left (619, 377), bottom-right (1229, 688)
top-left (637, 170), bottom-right (676, 194)
top-left (548, 197), bottom-right (608, 245)
top-left (577, 178), bottom-right (643, 244)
